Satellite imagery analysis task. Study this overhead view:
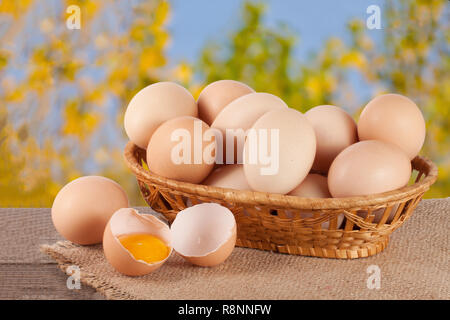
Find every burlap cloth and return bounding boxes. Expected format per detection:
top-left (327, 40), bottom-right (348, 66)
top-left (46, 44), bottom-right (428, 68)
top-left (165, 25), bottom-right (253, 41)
top-left (41, 198), bottom-right (450, 300)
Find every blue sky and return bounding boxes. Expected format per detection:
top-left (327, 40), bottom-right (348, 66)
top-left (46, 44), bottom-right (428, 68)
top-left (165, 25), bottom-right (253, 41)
top-left (167, 0), bottom-right (386, 64)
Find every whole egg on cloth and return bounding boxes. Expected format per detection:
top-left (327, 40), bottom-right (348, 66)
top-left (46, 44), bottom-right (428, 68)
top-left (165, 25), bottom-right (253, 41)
top-left (51, 176), bottom-right (129, 245)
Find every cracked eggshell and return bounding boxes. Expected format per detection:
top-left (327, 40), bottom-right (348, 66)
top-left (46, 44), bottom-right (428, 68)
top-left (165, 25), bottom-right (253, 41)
top-left (171, 203), bottom-right (236, 267)
top-left (103, 208), bottom-right (172, 276)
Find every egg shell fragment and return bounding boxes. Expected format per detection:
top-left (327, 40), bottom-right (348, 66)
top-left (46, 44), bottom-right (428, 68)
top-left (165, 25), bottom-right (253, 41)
top-left (171, 203), bottom-right (236, 267)
top-left (103, 208), bottom-right (172, 276)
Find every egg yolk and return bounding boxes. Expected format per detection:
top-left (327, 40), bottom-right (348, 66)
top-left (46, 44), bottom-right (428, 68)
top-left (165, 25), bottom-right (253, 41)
top-left (118, 234), bottom-right (170, 264)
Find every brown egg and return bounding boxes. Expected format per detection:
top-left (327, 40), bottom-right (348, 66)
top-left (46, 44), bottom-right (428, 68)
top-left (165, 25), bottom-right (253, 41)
top-left (357, 93), bottom-right (426, 159)
top-left (328, 140), bottom-right (412, 198)
top-left (103, 208), bottom-right (172, 276)
top-left (212, 92), bottom-right (288, 164)
top-left (170, 203), bottom-right (236, 267)
top-left (197, 80), bottom-right (254, 125)
top-left (305, 105), bottom-right (358, 173)
top-left (124, 82), bottom-right (197, 149)
top-left (289, 173), bottom-right (331, 198)
top-left (51, 176), bottom-right (129, 245)
top-left (146, 116), bottom-right (215, 184)
top-left (288, 174), bottom-right (344, 229)
top-left (202, 164), bottom-right (250, 190)
top-left (243, 108), bottom-right (316, 194)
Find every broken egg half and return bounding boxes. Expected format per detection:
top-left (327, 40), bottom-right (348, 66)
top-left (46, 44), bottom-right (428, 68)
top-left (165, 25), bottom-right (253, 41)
top-left (103, 208), bottom-right (172, 276)
top-left (104, 203), bottom-right (237, 276)
top-left (171, 203), bottom-right (237, 267)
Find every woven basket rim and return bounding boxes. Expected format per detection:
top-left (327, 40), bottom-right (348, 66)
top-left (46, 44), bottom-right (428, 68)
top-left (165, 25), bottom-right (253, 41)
top-left (124, 141), bottom-right (438, 210)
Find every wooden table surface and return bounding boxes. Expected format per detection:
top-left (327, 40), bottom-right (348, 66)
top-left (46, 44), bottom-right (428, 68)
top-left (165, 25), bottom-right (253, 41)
top-left (1, 202), bottom-right (448, 300)
top-left (0, 208), bottom-right (105, 299)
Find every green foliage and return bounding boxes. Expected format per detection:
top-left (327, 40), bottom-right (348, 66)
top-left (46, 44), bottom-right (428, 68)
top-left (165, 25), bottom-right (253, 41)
top-left (198, 2), bottom-right (346, 111)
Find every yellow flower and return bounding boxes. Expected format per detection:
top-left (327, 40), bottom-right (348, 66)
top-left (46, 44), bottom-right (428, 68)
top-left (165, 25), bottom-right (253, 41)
top-left (0, 0), bottom-right (33, 17)
top-left (62, 101), bottom-right (100, 140)
top-left (305, 76), bottom-right (322, 99)
top-left (174, 62), bottom-right (193, 84)
top-left (340, 50), bottom-right (367, 69)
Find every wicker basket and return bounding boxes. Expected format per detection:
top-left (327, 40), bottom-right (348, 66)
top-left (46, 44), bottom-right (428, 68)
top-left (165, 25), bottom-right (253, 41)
top-left (124, 141), bottom-right (438, 259)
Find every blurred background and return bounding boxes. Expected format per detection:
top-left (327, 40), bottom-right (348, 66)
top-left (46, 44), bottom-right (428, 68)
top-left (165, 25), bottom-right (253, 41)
top-left (0, 0), bottom-right (448, 207)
